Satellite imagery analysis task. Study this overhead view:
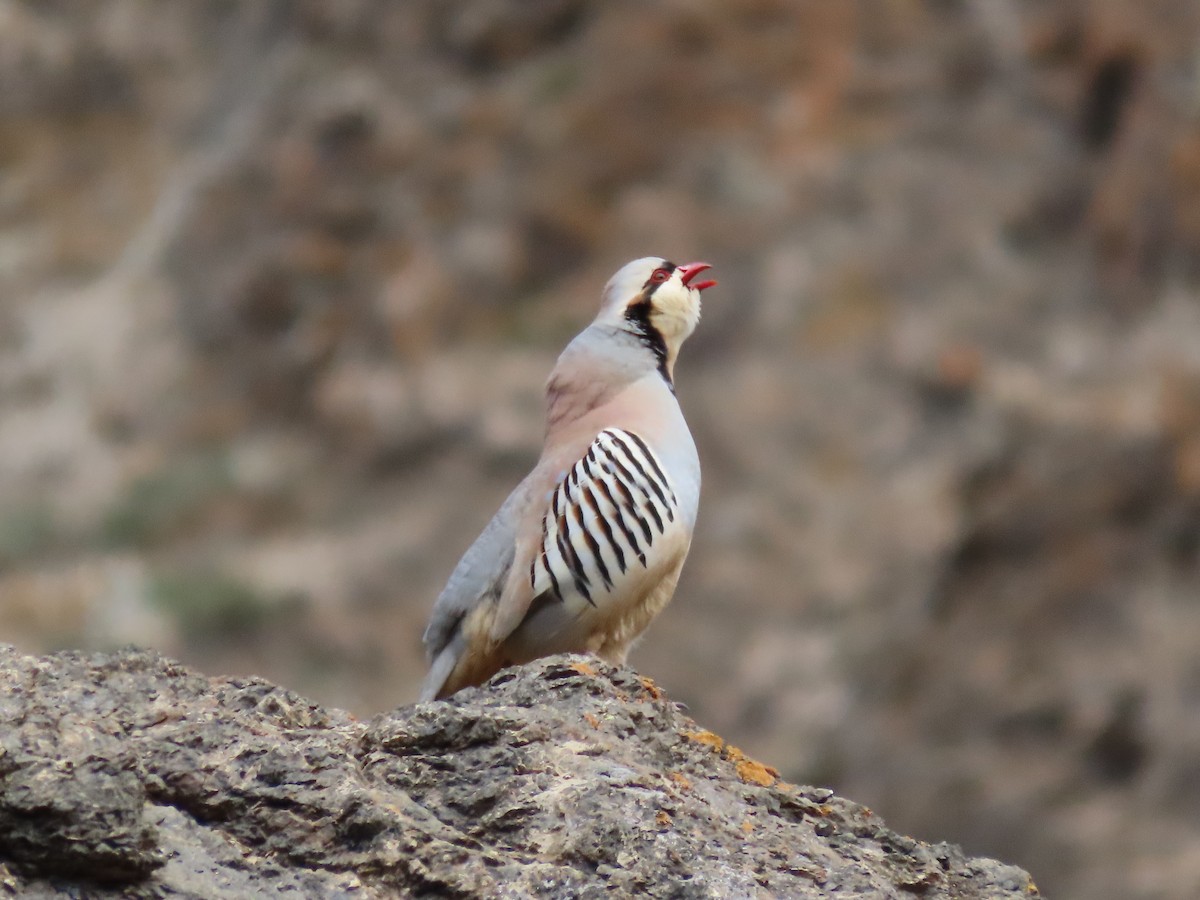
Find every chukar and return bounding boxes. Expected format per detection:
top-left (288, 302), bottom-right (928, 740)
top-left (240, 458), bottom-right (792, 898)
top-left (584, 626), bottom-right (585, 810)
top-left (420, 257), bottom-right (715, 700)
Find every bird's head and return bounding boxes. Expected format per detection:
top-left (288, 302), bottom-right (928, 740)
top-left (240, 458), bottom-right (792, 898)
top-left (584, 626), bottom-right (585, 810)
top-left (595, 257), bottom-right (716, 383)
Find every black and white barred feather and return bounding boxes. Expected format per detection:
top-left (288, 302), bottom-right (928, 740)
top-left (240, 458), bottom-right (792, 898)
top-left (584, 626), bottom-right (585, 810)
top-left (529, 428), bottom-right (679, 606)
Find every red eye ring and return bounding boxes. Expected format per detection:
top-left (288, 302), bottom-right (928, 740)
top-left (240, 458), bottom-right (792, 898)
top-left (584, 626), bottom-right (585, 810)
top-left (650, 268), bottom-right (670, 283)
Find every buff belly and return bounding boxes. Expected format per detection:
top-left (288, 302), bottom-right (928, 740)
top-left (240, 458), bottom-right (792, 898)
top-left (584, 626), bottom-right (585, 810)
top-left (500, 546), bottom-right (688, 666)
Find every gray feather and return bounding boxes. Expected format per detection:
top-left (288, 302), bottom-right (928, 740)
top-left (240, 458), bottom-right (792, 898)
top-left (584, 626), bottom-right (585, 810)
top-left (421, 482), bottom-right (524, 664)
top-left (419, 631), bottom-right (467, 701)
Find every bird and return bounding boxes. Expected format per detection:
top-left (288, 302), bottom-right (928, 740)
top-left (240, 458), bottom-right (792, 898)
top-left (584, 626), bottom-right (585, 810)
top-left (420, 256), bottom-right (716, 701)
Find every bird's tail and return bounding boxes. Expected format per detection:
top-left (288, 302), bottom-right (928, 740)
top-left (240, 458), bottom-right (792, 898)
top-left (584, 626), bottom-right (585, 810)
top-left (419, 633), bottom-right (465, 701)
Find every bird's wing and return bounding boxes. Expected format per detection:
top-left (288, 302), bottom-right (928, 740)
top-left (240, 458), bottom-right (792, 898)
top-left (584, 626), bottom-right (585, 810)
top-left (419, 483), bottom-right (525, 696)
top-left (488, 427), bottom-right (686, 646)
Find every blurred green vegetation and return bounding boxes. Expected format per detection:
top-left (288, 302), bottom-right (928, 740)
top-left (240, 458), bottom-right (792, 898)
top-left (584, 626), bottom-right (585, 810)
top-left (148, 569), bottom-right (278, 639)
top-left (101, 451), bottom-right (234, 550)
top-left (0, 504), bottom-right (59, 565)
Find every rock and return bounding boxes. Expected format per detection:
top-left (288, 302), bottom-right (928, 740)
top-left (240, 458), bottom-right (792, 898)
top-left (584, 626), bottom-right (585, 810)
top-left (0, 645), bottom-right (1037, 898)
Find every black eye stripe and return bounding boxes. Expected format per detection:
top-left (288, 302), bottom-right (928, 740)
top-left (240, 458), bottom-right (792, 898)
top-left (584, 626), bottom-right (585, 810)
top-left (641, 261), bottom-right (677, 292)
top-left (625, 261), bottom-right (680, 391)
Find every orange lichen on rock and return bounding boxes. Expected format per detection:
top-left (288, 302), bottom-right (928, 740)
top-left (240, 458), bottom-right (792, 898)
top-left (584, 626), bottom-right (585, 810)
top-left (741, 820), bottom-right (754, 834)
top-left (569, 660), bottom-right (598, 677)
top-left (656, 810), bottom-right (672, 828)
top-left (684, 730), bottom-right (780, 786)
top-left (725, 744), bottom-right (781, 787)
top-left (638, 676), bottom-right (664, 699)
top-left (668, 772), bottom-right (693, 791)
top-left (683, 729), bottom-right (725, 752)
top-left (733, 755), bottom-right (779, 787)
top-left (583, 712), bottom-right (600, 729)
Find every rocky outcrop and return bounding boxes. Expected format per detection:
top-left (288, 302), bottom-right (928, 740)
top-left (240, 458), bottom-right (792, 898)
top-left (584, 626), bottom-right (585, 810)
top-left (0, 645), bottom-right (1036, 898)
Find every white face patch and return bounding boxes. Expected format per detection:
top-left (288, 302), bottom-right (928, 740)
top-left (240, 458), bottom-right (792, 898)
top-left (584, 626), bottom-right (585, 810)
top-left (647, 275), bottom-right (701, 345)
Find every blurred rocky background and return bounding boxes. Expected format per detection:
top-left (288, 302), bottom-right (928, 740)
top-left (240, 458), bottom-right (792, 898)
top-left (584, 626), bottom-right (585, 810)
top-left (1, 1), bottom-right (1199, 897)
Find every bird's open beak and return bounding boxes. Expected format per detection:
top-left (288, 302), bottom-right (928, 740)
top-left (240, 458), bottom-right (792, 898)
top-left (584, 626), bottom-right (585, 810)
top-left (678, 261), bottom-right (717, 292)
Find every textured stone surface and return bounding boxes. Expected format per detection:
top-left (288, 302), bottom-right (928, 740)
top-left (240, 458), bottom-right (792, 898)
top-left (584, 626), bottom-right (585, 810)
top-left (0, 645), bottom-right (1037, 898)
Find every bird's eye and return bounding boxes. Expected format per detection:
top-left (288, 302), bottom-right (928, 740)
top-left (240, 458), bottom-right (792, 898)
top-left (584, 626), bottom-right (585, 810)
top-left (650, 268), bottom-right (670, 284)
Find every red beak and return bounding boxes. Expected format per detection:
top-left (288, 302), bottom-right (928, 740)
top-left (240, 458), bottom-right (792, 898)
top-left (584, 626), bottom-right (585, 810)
top-left (678, 261), bottom-right (717, 292)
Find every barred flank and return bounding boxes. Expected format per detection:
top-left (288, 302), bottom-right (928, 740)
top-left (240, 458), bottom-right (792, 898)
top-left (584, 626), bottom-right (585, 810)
top-left (530, 429), bottom-right (679, 607)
